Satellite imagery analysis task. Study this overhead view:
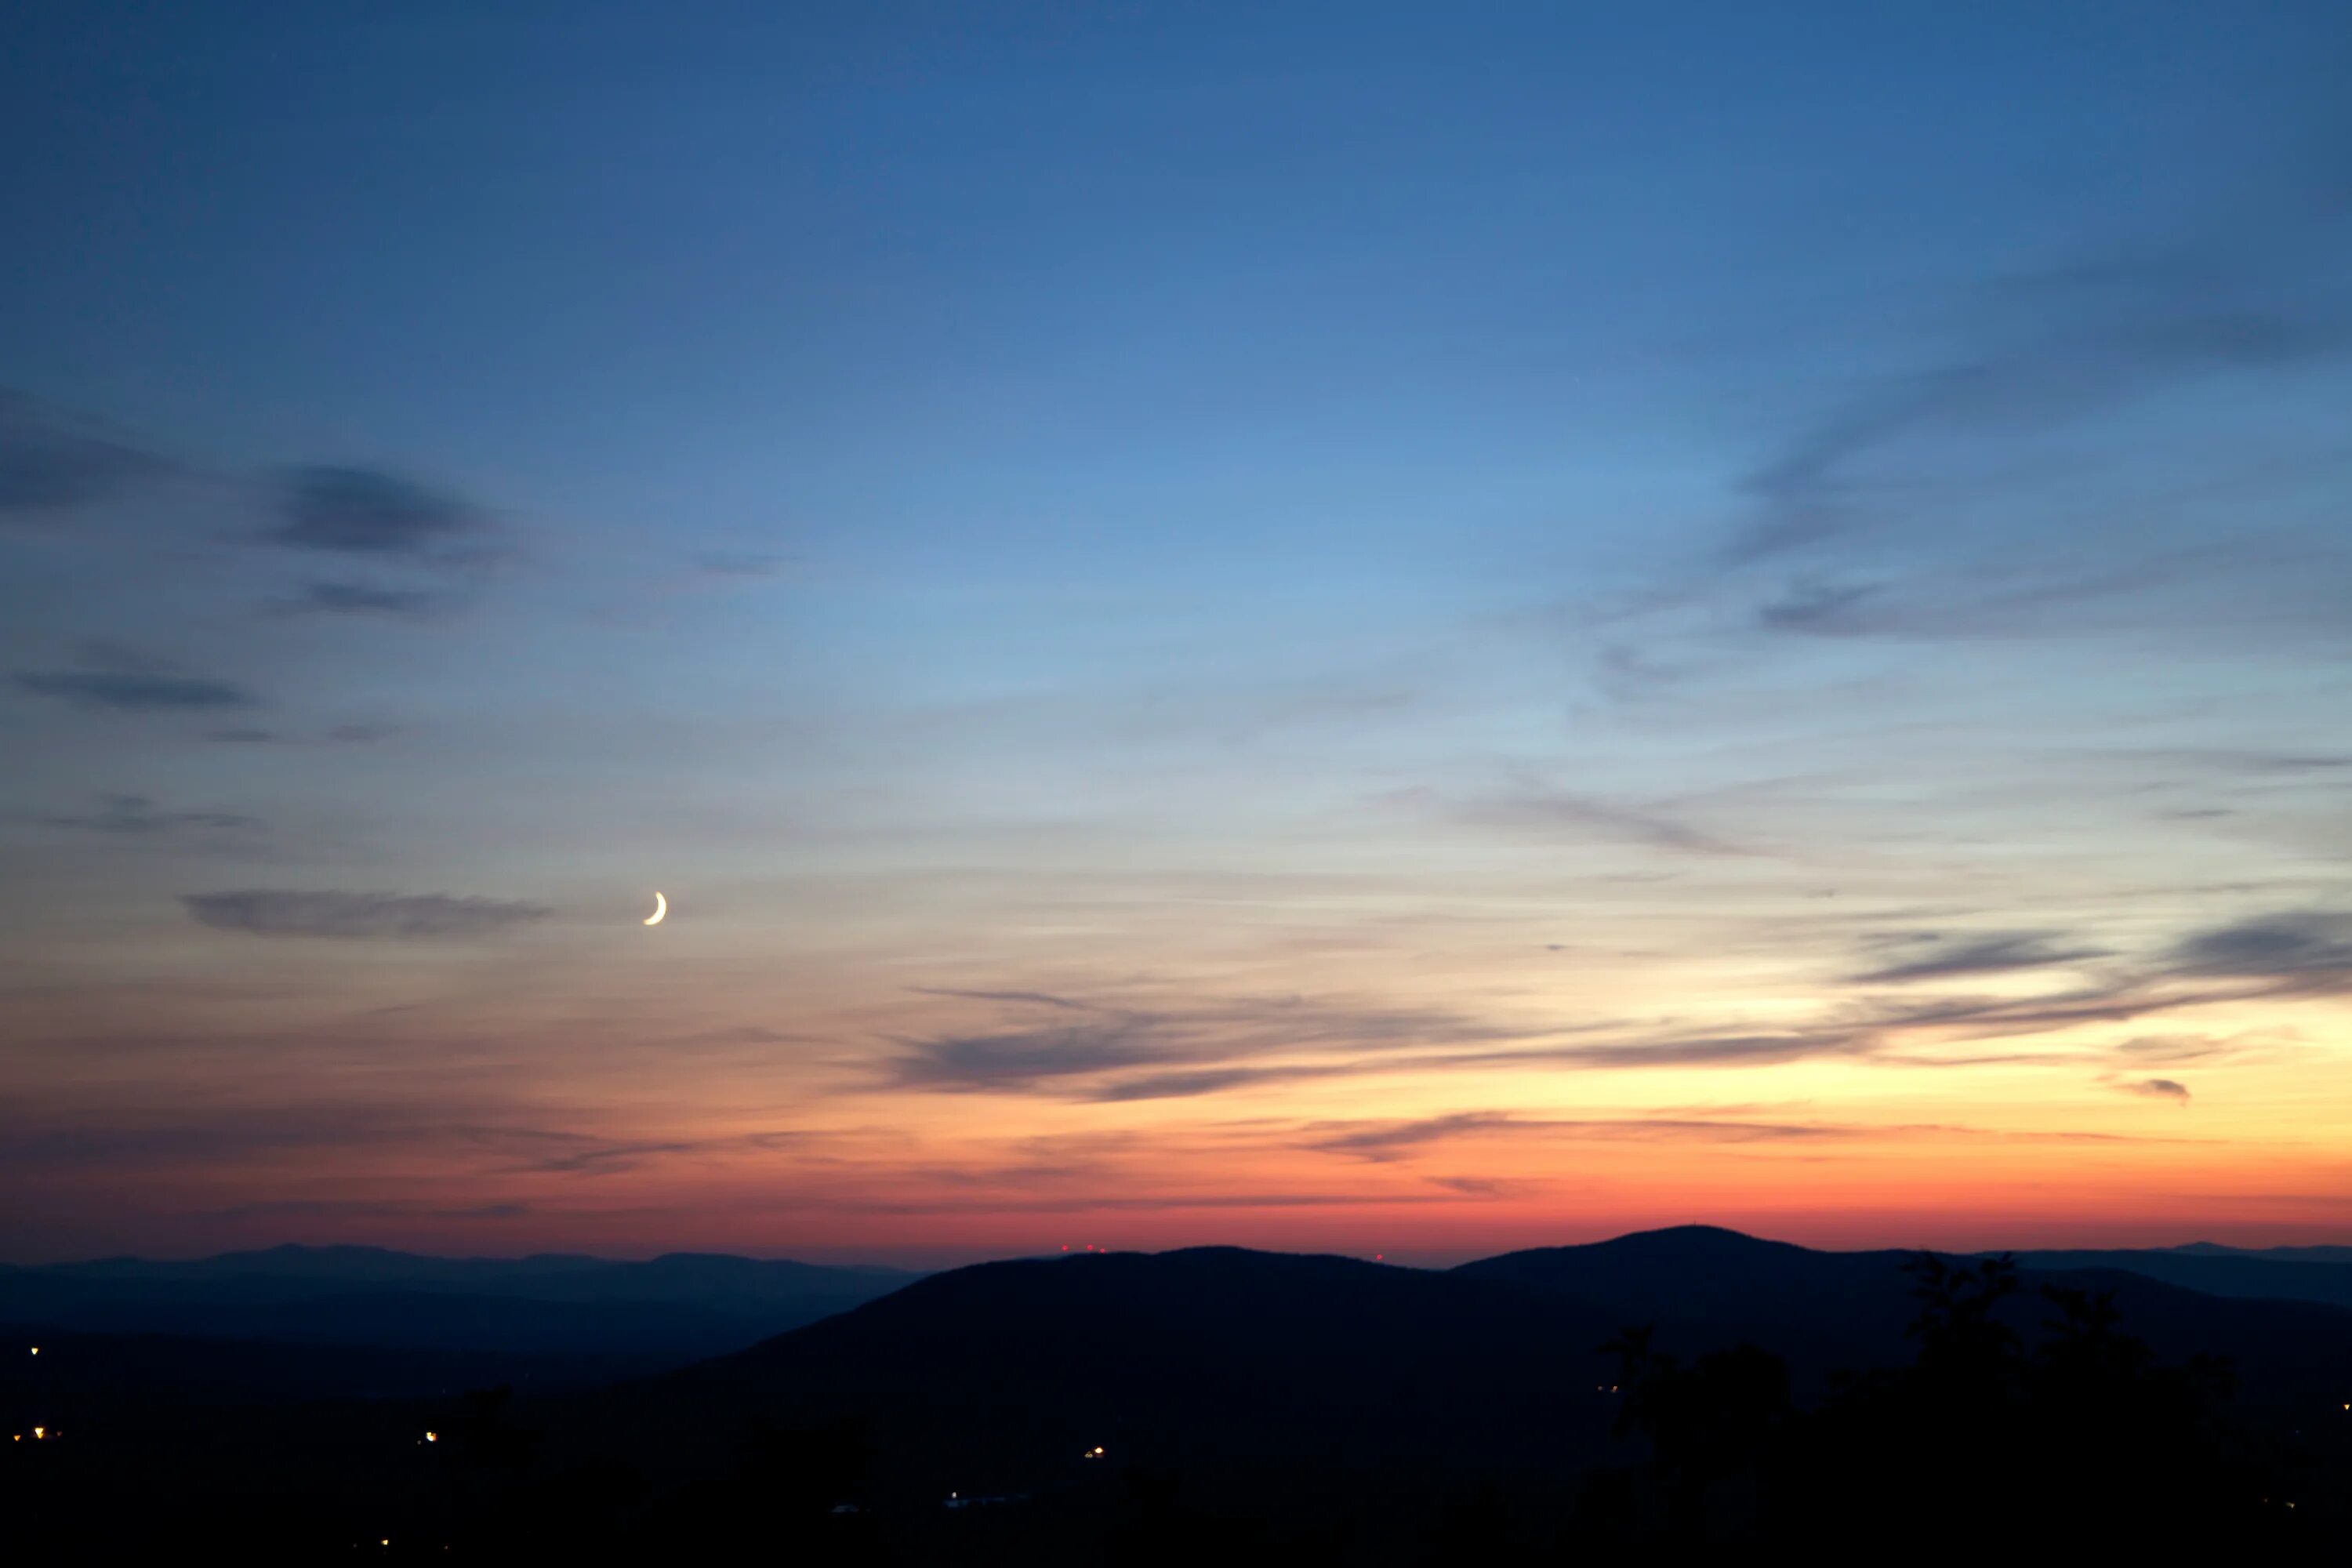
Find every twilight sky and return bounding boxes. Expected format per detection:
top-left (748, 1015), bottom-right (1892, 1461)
top-left (4, 2), bottom-right (2350, 1265)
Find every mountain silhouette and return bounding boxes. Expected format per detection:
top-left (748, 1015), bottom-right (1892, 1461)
top-left (10, 1228), bottom-right (2350, 1559)
top-left (0, 1246), bottom-right (915, 1368)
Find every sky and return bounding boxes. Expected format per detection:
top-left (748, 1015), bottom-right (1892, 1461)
top-left (3, 2), bottom-right (2350, 1265)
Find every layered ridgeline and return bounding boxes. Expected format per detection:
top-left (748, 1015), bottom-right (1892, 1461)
top-left (0, 1247), bottom-right (916, 1377)
top-left (10, 1227), bottom-right (2350, 1559)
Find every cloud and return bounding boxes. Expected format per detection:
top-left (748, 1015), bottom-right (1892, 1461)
top-left (267, 466), bottom-right (480, 555)
top-left (1853, 932), bottom-right (2111, 985)
top-left (878, 907), bottom-right (2352, 1104)
top-left (0, 392), bottom-right (166, 513)
top-left (209, 1199), bottom-right (531, 1221)
top-left (2123, 1078), bottom-right (2191, 1102)
top-left (908, 985), bottom-right (1094, 1011)
top-left (1758, 579), bottom-right (1882, 632)
top-left (1526, 1029), bottom-right (1877, 1070)
top-left (1753, 561), bottom-right (2191, 640)
top-left (1090, 1068), bottom-right (1300, 1102)
top-left (198, 721), bottom-right (402, 746)
top-left (882, 996), bottom-right (1530, 1096)
top-left (885, 1019), bottom-right (1183, 1091)
top-left (1425, 1175), bottom-right (1508, 1196)
top-left (485, 1128), bottom-right (811, 1176)
top-left (695, 552), bottom-right (789, 579)
top-left (14, 658), bottom-right (256, 712)
top-left (183, 890), bottom-right (550, 939)
top-left (289, 580), bottom-right (448, 619)
top-left (1444, 788), bottom-right (1753, 857)
top-left (1729, 251), bottom-right (2352, 564)
top-left (1304, 1109), bottom-right (1877, 1162)
top-left (2114, 1034), bottom-right (2237, 1064)
top-left (37, 794), bottom-right (257, 837)
top-left (2168, 912), bottom-right (2352, 990)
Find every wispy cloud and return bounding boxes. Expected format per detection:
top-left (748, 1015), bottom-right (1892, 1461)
top-left (2167, 912), bottom-right (2352, 991)
top-left (1410, 785), bottom-right (1753, 858)
top-left (267, 466), bottom-right (481, 555)
top-left (15, 648), bottom-right (256, 712)
top-left (2122, 1078), bottom-right (2191, 1102)
top-left (183, 890), bottom-right (550, 939)
top-left (286, 580), bottom-right (448, 619)
top-left (1730, 245), bottom-right (2351, 564)
top-left (2112, 1033), bottom-right (2240, 1065)
top-left (1304, 1110), bottom-right (1857, 1161)
top-left (907, 985), bottom-right (1095, 1011)
top-left (1853, 932), bottom-right (2111, 985)
top-left (0, 391), bottom-right (168, 514)
top-left (881, 997), bottom-right (1530, 1096)
top-left (488, 1127), bottom-right (808, 1176)
top-left (209, 1199), bottom-right (531, 1221)
top-left (38, 794), bottom-right (258, 837)
top-left (871, 902), bottom-right (2352, 1105)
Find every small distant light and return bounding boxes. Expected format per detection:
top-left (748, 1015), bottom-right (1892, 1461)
top-left (424, 1431), bottom-right (437, 1442)
top-left (1374, 1254), bottom-right (1383, 1261)
top-left (32, 1426), bottom-right (45, 1439)
top-left (27, 1346), bottom-right (37, 1356)
top-left (382, 1540), bottom-right (390, 1547)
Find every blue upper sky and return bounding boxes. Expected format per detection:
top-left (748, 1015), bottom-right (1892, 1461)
top-left (2, 3), bottom-right (2349, 1261)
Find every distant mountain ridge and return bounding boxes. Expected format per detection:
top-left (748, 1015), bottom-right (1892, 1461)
top-left (2005, 1243), bottom-right (2352, 1308)
top-left (504, 1226), bottom-right (2352, 1555)
top-left (13, 1226), bottom-right (2350, 1558)
top-left (0, 1244), bottom-right (920, 1368)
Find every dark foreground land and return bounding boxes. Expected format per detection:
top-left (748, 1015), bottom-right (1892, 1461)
top-left (6, 1227), bottom-right (2350, 1563)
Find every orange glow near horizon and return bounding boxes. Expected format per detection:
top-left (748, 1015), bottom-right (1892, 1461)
top-left (9, 909), bottom-right (2346, 1264)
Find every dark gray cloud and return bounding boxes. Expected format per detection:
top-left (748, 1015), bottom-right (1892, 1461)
top-left (199, 721), bottom-right (401, 746)
top-left (289, 580), bottom-right (448, 619)
top-left (15, 661), bottom-right (255, 712)
top-left (883, 997), bottom-right (1528, 1096)
top-left (1304, 1110), bottom-right (1855, 1161)
top-left (908, 985), bottom-right (1094, 1011)
top-left (268, 466), bottom-right (479, 554)
top-left (1527, 1029), bottom-right (1877, 1070)
top-left (2124, 1078), bottom-right (2191, 1102)
top-left (1754, 561), bottom-right (2190, 639)
top-left (184, 889), bottom-right (550, 939)
top-left (886, 1019), bottom-right (1185, 1091)
top-left (1758, 579), bottom-right (1881, 633)
top-left (1853, 932), bottom-right (2111, 985)
top-left (484, 1129), bottom-right (805, 1177)
top-left (38, 793), bottom-right (257, 837)
top-left (1090, 1068), bottom-right (1295, 1102)
top-left (0, 392), bottom-right (166, 513)
top-left (2169, 912), bottom-right (2352, 989)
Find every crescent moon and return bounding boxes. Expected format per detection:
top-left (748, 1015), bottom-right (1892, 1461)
top-left (644, 891), bottom-right (667, 926)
